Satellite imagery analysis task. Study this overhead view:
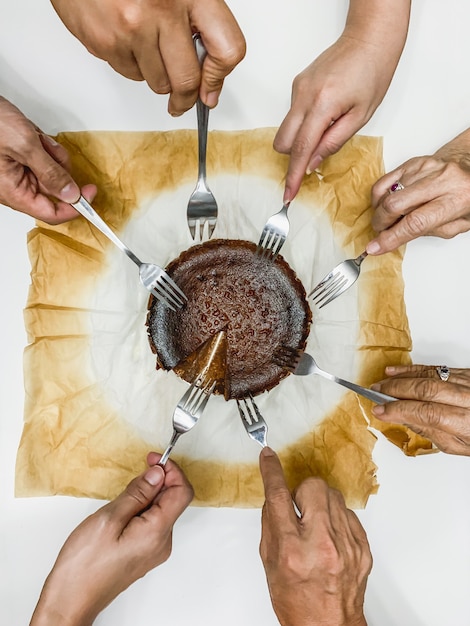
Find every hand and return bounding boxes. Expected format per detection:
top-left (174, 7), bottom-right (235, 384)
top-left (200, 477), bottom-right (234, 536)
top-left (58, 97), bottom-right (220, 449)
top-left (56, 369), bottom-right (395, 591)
top-left (367, 128), bottom-right (470, 255)
top-left (0, 97), bottom-right (94, 224)
top-left (50, 0), bottom-right (246, 116)
top-left (259, 447), bottom-right (371, 626)
top-left (371, 364), bottom-right (470, 455)
top-left (31, 453), bottom-right (194, 626)
top-left (274, 0), bottom-right (410, 202)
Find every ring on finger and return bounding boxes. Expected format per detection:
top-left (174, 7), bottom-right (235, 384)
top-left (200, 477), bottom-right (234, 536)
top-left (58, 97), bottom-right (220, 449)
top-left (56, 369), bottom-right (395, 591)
top-left (389, 181), bottom-right (405, 194)
top-left (436, 365), bottom-right (450, 382)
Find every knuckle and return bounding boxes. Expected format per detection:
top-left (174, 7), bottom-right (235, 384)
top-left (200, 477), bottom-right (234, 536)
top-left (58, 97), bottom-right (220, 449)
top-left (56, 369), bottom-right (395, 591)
top-left (402, 210), bottom-right (431, 238)
top-left (125, 479), bottom-right (151, 508)
top-left (40, 163), bottom-right (70, 190)
top-left (416, 400), bottom-right (442, 428)
top-left (267, 485), bottom-right (294, 508)
top-left (417, 378), bottom-right (441, 400)
top-left (290, 135), bottom-right (313, 159)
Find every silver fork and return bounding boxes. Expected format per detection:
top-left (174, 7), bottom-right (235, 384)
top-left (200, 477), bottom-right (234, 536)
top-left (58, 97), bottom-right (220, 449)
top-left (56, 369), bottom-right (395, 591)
top-left (273, 346), bottom-right (397, 404)
top-left (186, 33), bottom-right (218, 241)
top-left (72, 196), bottom-right (187, 311)
top-left (309, 250), bottom-right (368, 308)
top-left (159, 376), bottom-right (216, 466)
top-left (256, 202), bottom-right (290, 260)
top-left (236, 394), bottom-right (268, 447)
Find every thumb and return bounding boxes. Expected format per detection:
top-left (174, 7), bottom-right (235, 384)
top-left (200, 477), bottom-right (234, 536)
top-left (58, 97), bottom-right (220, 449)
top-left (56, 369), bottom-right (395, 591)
top-left (199, 56), bottom-right (226, 108)
top-left (105, 465), bottom-right (165, 528)
top-left (27, 145), bottom-right (80, 203)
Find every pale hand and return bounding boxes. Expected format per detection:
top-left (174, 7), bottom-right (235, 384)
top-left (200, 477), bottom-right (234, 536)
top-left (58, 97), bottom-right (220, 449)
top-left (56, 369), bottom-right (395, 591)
top-left (30, 453), bottom-right (194, 626)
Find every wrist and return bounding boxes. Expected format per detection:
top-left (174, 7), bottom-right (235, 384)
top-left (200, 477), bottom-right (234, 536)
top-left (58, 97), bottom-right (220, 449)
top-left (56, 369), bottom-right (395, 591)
top-left (30, 583), bottom-right (96, 626)
top-left (434, 129), bottom-right (470, 170)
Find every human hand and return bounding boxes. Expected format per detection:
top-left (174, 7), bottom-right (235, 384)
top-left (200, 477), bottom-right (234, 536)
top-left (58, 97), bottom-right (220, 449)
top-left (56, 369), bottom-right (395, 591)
top-left (274, 0), bottom-right (410, 202)
top-left (367, 129), bottom-right (470, 255)
top-left (31, 453), bottom-right (193, 626)
top-left (50, 0), bottom-right (246, 116)
top-left (371, 364), bottom-right (470, 455)
top-left (0, 97), bottom-right (94, 224)
top-left (259, 447), bottom-right (371, 626)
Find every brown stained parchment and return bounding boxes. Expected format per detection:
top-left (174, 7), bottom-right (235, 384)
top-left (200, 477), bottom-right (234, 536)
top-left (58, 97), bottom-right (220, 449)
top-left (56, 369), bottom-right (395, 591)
top-left (15, 129), bottom-right (434, 509)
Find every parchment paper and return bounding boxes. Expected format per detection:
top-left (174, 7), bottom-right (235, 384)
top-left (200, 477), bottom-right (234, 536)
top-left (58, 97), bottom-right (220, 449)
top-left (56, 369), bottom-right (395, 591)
top-left (15, 129), bottom-right (433, 508)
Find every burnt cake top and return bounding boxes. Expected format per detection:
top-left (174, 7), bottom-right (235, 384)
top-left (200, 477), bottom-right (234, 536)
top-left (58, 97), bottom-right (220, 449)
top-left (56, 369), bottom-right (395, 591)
top-left (147, 239), bottom-right (311, 400)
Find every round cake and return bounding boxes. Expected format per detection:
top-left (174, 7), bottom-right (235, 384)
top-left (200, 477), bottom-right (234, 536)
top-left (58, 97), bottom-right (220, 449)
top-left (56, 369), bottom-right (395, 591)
top-left (146, 239), bottom-right (311, 400)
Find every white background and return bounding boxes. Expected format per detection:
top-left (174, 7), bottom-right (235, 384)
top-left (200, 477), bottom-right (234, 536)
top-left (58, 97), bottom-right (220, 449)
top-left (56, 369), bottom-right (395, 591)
top-left (1, 1), bottom-right (470, 624)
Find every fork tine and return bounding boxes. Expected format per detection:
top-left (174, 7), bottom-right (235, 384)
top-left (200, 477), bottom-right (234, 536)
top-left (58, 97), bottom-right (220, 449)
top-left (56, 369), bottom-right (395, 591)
top-left (313, 276), bottom-right (350, 307)
top-left (272, 345), bottom-right (300, 370)
top-left (208, 220), bottom-right (216, 239)
top-left (151, 276), bottom-right (187, 311)
top-left (160, 273), bottom-right (188, 302)
top-left (151, 284), bottom-right (180, 310)
top-left (270, 234), bottom-right (286, 260)
top-left (188, 221), bottom-right (196, 240)
top-left (184, 378), bottom-right (216, 416)
top-left (308, 273), bottom-right (335, 298)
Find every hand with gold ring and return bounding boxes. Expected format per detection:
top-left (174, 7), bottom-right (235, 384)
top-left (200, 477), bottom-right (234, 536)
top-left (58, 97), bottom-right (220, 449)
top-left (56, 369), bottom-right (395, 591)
top-left (369, 363), bottom-right (470, 456)
top-left (365, 126), bottom-right (470, 256)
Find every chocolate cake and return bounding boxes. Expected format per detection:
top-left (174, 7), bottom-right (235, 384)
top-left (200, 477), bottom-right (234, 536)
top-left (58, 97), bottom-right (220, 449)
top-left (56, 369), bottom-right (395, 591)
top-left (146, 239), bottom-right (311, 400)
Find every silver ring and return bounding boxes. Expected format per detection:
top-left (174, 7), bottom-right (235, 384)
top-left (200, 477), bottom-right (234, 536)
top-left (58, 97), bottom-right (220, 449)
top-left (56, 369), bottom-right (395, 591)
top-left (389, 181), bottom-right (405, 194)
top-left (436, 365), bottom-right (450, 382)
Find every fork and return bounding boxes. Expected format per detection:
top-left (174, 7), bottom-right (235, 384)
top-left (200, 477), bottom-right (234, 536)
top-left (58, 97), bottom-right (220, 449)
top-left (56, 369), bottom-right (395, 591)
top-left (273, 346), bottom-right (397, 404)
top-left (236, 394), bottom-right (268, 447)
top-left (72, 196), bottom-right (187, 311)
top-left (256, 201), bottom-right (290, 260)
top-left (159, 376), bottom-right (216, 466)
top-left (186, 33), bottom-right (218, 241)
top-left (309, 250), bottom-right (368, 308)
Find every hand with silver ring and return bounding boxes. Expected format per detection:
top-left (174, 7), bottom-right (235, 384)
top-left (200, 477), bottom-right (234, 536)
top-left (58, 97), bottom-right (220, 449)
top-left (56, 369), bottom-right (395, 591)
top-left (369, 363), bottom-right (470, 456)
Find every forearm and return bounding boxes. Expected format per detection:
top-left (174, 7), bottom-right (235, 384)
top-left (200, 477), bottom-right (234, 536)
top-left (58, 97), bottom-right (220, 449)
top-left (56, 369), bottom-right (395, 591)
top-left (344, 0), bottom-right (411, 61)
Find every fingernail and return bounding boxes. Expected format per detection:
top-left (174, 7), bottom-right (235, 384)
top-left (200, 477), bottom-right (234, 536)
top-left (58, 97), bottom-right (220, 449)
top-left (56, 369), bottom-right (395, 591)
top-left (59, 183), bottom-right (80, 203)
top-left (43, 134), bottom-right (59, 147)
top-left (385, 366), bottom-right (398, 375)
top-left (261, 446), bottom-right (275, 457)
top-left (366, 241), bottom-right (381, 255)
top-left (144, 465), bottom-right (165, 486)
top-left (205, 91), bottom-right (219, 108)
top-left (370, 383), bottom-right (381, 391)
top-left (372, 405), bottom-right (385, 416)
top-left (307, 155), bottom-right (323, 174)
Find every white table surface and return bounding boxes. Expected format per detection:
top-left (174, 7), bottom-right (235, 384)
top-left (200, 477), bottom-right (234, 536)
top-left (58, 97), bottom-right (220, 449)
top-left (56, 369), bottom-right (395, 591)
top-left (2, 1), bottom-right (470, 624)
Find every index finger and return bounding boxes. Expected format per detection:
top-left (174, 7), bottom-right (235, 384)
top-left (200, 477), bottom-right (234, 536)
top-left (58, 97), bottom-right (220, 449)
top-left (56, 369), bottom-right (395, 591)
top-left (259, 447), bottom-right (299, 529)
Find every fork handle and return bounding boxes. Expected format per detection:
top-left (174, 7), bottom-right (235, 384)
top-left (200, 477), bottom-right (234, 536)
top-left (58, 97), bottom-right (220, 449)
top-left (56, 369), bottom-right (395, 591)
top-left (72, 196), bottom-right (142, 267)
top-left (193, 34), bottom-right (209, 182)
top-left (158, 430), bottom-right (181, 466)
top-left (329, 374), bottom-right (397, 405)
